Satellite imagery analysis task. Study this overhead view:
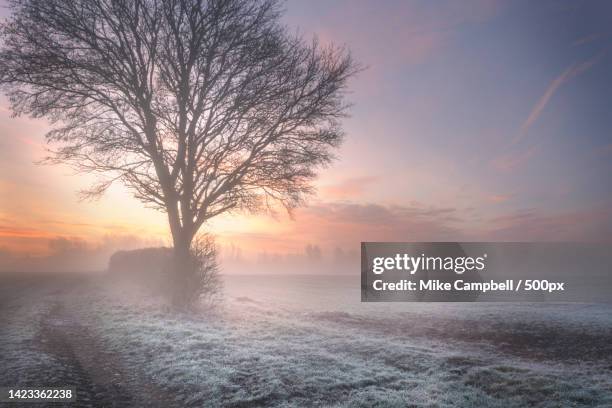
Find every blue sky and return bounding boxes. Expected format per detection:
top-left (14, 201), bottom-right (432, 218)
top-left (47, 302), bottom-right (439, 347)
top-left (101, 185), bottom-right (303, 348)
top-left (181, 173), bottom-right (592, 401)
top-left (279, 0), bottom-right (612, 238)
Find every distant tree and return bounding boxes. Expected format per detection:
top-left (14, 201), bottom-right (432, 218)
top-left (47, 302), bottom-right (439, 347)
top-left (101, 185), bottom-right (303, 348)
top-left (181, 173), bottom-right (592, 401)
top-left (305, 244), bottom-right (322, 261)
top-left (0, 0), bottom-right (358, 306)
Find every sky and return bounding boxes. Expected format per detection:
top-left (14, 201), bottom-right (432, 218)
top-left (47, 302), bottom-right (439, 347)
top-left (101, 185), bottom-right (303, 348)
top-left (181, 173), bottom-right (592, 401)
top-left (1, 0), bottom-right (611, 272)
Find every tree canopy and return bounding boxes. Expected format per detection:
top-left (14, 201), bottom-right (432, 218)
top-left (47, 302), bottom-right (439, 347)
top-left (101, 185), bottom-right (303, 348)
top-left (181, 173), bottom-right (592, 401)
top-left (0, 0), bottom-right (358, 249)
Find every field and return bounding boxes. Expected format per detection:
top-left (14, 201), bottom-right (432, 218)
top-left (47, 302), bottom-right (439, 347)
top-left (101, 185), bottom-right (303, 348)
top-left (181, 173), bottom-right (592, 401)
top-left (1, 274), bottom-right (612, 407)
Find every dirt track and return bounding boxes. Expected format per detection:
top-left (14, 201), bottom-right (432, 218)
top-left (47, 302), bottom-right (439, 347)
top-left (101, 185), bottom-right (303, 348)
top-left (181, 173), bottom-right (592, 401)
top-left (37, 301), bottom-right (136, 407)
top-left (0, 279), bottom-right (175, 408)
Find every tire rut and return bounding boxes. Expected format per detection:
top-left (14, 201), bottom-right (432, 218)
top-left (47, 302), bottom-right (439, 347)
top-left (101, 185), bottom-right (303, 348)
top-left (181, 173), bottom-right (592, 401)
top-left (37, 302), bottom-right (136, 407)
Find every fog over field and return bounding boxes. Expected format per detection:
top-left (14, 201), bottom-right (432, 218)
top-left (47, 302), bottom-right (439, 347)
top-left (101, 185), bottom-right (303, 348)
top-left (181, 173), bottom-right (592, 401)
top-left (2, 274), bottom-right (611, 407)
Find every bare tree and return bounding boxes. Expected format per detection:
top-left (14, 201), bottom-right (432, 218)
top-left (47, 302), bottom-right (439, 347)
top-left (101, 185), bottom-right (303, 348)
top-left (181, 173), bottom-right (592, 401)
top-left (0, 0), bottom-right (358, 305)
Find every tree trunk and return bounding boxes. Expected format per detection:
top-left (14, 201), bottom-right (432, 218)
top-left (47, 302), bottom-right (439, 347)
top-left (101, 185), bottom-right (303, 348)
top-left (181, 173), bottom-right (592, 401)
top-left (171, 231), bottom-right (194, 308)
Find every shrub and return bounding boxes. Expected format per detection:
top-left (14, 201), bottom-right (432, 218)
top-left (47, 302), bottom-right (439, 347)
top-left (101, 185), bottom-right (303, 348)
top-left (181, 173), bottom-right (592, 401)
top-left (173, 234), bottom-right (223, 308)
top-left (108, 247), bottom-right (172, 293)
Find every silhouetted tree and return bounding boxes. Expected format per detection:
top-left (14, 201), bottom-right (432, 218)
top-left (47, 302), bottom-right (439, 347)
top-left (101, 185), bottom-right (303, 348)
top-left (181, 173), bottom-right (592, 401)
top-left (305, 244), bottom-right (322, 261)
top-left (0, 0), bottom-right (357, 306)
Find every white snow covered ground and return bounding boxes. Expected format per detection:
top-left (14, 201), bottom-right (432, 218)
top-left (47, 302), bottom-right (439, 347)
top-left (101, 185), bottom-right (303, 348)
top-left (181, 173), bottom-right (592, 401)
top-left (1, 274), bottom-right (611, 407)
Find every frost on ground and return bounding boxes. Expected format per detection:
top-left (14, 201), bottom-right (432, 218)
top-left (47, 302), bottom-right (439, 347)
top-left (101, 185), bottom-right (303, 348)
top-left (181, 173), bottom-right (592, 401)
top-left (1, 275), bottom-right (612, 407)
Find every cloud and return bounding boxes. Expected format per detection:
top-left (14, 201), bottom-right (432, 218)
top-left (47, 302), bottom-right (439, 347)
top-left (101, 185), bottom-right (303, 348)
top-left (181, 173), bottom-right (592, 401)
top-left (571, 33), bottom-right (602, 47)
top-left (490, 145), bottom-right (538, 172)
top-left (0, 225), bottom-right (56, 239)
top-left (487, 194), bottom-right (513, 203)
top-left (483, 205), bottom-right (612, 242)
top-left (219, 198), bottom-right (612, 262)
top-left (217, 201), bottom-right (466, 258)
top-left (492, 52), bottom-right (606, 172)
top-left (304, 202), bottom-right (459, 225)
top-left (321, 176), bottom-right (379, 199)
top-left (515, 53), bottom-right (604, 144)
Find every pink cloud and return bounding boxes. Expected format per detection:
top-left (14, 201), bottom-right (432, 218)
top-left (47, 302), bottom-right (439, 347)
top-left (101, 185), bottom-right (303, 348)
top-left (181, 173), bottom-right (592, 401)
top-left (487, 194), bottom-right (513, 203)
top-left (490, 145), bottom-right (538, 172)
top-left (321, 176), bottom-right (379, 199)
top-left (571, 33), bottom-right (602, 47)
top-left (515, 53), bottom-right (605, 144)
